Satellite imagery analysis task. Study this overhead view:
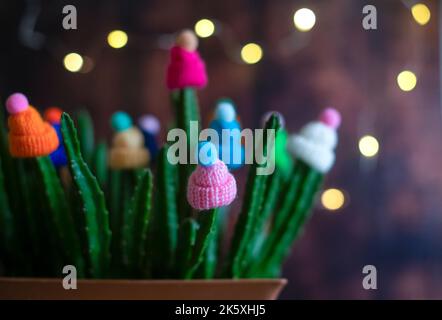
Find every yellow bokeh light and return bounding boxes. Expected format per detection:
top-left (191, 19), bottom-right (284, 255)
top-left (397, 70), bottom-right (417, 92)
top-left (411, 3), bottom-right (431, 26)
top-left (240, 43), bottom-right (263, 64)
top-left (107, 30), bottom-right (128, 49)
top-left (321, 188), bottom-right (345, 211)
top-left (63, 53), bottom-right (83, 72)
top-left (293, 8), bottom-right (316, 32)
top-left (359, 135), bottom-right (379, 158)
top-left (194, 19), bottom-right (215, 38)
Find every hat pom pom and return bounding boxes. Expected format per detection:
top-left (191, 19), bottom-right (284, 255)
top-left (197, 141), bottom-right (218, 167)
top-left (111, 111), bottom-right (132, 132)
top-left (176, 29), bottom-right (198, 51)
top-left (215, 100), bottom-right (236, 122)
top-left (44, 107), bottom-right (63, 124)
top-left (319, 107), bottom-right (341, 129)
top-left (6, 93), bottom-right (29, 114)
top-left (138, 115), bottom-right (160, 135)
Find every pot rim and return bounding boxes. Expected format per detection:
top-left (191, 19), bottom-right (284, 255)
top-left (0, 277), bottom-right (287, 284)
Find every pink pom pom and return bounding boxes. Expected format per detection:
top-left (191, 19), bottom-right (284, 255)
top-left (319, 107), bottom-right (341, 129)
top-left (6, 93), bottom-right (29, 114)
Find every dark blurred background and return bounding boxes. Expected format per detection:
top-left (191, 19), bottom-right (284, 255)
top-left (1, 0), bottom-right (442, 299)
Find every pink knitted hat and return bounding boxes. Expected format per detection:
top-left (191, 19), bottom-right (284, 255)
top-left (166, 30), bottom-right (208, 90)
top-left (187, 159), bottom-right (237, 210)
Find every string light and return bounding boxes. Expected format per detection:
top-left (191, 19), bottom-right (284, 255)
top-left (63, 52), bottom-right (83, 72)
top-left (240, 43), bottom-right (263, 64)
top-left (293, 8), bottom-right (316, 32)
top-left (359, 135), bottom-right (379, 157)
top-left (321, 188), bottom-right (345, 211)
top-left (107, 30), bottom-right (128, 49)
top-left (194, 19), bottom-right (215, 38)
top-left (397, 70), bottom-right (417, 92)
top-left (411, 3), bottom-right (431, 26)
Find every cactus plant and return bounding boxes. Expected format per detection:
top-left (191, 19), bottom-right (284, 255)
top-left (0, 101), bottom-right (339, 281)
top-left (0, 31), bottom-right (340, 282)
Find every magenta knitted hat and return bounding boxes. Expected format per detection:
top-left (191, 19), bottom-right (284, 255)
top-left (187, 159), bottom-right (237, 210)
top-left (166, 30), bottom-right (208, 90)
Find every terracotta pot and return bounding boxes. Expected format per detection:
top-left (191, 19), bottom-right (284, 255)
top-left (0, 277), bottom-right (287, 300)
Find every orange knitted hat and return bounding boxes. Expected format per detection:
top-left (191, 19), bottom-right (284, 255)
top-left (6, 93), bottom-right (59, 158)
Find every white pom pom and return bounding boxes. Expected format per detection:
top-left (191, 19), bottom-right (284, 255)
top-left (216, 102), bottom-right (236, 122)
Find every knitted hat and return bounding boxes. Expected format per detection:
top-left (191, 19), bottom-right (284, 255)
top-left (166, 30), bottom-right (208, 90)
top-left (209, 99), bottom-right (244, 170)
top-left (44, 107), bottom-right (67, 167)
top-left (187, 142), bottom-right (237, 210)
top-left (138, 114), bottom-right (160, 159)
top-left (109, 111), bottom-right (149, 169)
top-left (6, 93), bottom-right (59, 158)
top-left (288, 108), bottom-right (341, 174)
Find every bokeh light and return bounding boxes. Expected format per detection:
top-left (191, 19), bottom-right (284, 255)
top-left (107, 30), bottom-right (128, 49)
top-left (411, 3), bottom-right (431, 26)
top-left (293, 8), bottom-right (316, 32)
top-left (397, 70), bottom-right (417, 92)
top-left (321, 188), bottom-right (345, 211)
top-left (359, 135), bottom-right (379, 157)
top-left (240, 43), bottom-right (263, 64)
top-left (194, 19), bottom-right (215, 38)
top-left (63, 53), bottom-right (83, 72)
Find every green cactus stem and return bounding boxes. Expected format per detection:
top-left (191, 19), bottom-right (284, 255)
top-left (92, 141), bottom-right (108, 188)
top-left (275, 129), bottom-right (294, 181)
top-left (61, 113), bottom-right (111, 278)
top-left (151, 145), bottom-right (178, 277)
top-left (226, 114), bottom-right (280, 278)
top-left (267, 169), bottom-right (322, 276)
top-left (17, 160), bottom-right (43, 265)
top-left (183, 209), bottom-right (218, 279)
top-left (76, 110), bottom-right (95, 165)
top-left (240, 168), bottom-right (283, 276)
top-left (121, 169), bottom-right (153, 276)
top-left (195, 212), bottom-right (219, 279)
top-left (176, 218), bottom-right (198, 277)
top-left (0, 155), bottom-right (16, 274)
top-left (36, 156), bottom-right (86, 277)
top-left (251, 160), bottom-right (323, 277)
top-left (0, 104), bottom-right (21, 216)
top-left (108, 169), bottom-right (138, 273)
top-left (0, 106), bottom-right (29, 275)
top-left (247, 161), bottom-right (305, 276)
top-left (173, 88), bottom-right (200, 222)
top-left (273, 164), bottom-right (304, 232)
